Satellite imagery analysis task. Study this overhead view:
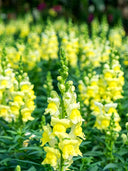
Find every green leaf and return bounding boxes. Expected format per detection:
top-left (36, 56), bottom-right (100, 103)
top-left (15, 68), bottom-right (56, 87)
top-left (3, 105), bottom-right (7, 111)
top-left (0, 120), bottom-right (10, 130)
top-left (0, 158), bottom-right (12, 165)
top-left (103, 163), bottom-right (118, 170)
top-left (117, 149), bottom-right (128, 156)
top-left (0, 136), bottom-right (12, 144)
top-left (27, 151), bottom-right (43, 156)
top-left (0, 150), bottom-right (7, 153)
top-left (89, 165), bottom-right (99, 171)
top-left (7, 130), bottom-right (17, 135)
top-left (12, 159), bottom-right (40, 166)
top-left (8, 143), bottom-right (18, 152)
top-left (73, 155), bottom-right (82, 161)
top-left (19, 147), bottom-right (42, 151)
top-left (14, 135), bottom-right (23, 143)
top-left (27, 166), bottom-right (37, 171)
top-left (113, 153), bottom-right (125, 163)
top-left (0, 136), bottom-right (13, 140)
top-left (84, 151), bottom-right (103, 157)
top-left (80, 141), bottom-right (91, 147)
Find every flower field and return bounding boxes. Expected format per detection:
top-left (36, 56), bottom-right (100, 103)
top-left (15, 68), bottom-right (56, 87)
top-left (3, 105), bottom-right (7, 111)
top-left (0, 14), bottom-right (128, 171)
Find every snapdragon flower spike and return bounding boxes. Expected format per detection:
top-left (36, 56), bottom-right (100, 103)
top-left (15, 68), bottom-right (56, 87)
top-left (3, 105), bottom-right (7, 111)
top-left (0, 49), bottom-right (16, 122)
top-left (61, 30), bottom-right (79, 67)
top-left (41, 49), bottom-right (85, 171)
top-left (41, 22), bottom-right (59, 60)
top-left (43, 71), bottom-right (53, 97)
top-left (93, 102), bottom-right (121, 132)
top-left (13, 57), bottom-right (36, 122)
top-left (0, 52), bottom-right (36, 123)
top-left (78, 51), bottom-right (124, 113)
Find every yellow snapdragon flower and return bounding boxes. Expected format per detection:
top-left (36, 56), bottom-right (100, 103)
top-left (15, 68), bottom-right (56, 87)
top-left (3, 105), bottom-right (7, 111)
top-left (93, 102), bottom-right (121, 131)
top-left (42, 147), bottom-right (60, 167)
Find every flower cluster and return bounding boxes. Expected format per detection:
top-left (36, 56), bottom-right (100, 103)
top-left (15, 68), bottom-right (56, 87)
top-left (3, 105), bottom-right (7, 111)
top-left (79, 36), bottom-right (111, 70)
top-left (109, 27), bottom-right (125, 48)
top-left (79, 56), bottom-right (124, 106)
top-left (78, 71), bottom-right (99, 109)
top-left (61, 29), bottom-right (79, 67)
top-left (0, 51), bottom-right (36, 123)
top-left (41, 50), bottom-right (85, 170)
top-left (93, 102), bottom-right (121, 131)
top-left (0, 16), bottom-right (126, 71)
top-left (41, 24), bottom-right (58, 60)
top-left (79, 50), bottom-right (124, 131)
top-left (5, 46), bottom-right (21, 69)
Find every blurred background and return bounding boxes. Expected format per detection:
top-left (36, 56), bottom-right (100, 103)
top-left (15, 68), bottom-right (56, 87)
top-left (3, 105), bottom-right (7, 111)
top-left (0, 0), bottom-right (128, 34)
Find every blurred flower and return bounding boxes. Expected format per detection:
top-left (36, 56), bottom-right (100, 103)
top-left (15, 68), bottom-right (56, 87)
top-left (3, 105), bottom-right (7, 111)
top-left (52, 5), bottom-right (62, 13)
top-left (37, 2), bottom-right (46, 11)
top-left (7, 13), bottom-right (16, 20)
top-left (88, 5), bottom-right (95, 13)
top-left (122, 6), bottom-right (128, 19)
top-left (49, 9), bottom-right (57, 17)
top-left (88, 13), bottom-right (94, 23)
top-left (108, 14), bottom-right (113, 23)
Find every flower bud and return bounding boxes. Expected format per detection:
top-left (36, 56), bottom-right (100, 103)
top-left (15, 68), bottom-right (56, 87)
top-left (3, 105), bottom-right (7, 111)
top-left (23, 72), bottom-right (27, 77)
top-left (57, 76), bottom-right (62, 82)
top-left (15, 165), bottom-right (21, 171)
top-left (106, 131), bottom-right (110, 135)
top-left (114, 132), bottom-right (119, 140)
top-left (59, 84), bottom-right (65, 92)
top-left (126, 122), bottom-right (128, 130)
top-left (71, 85), bottom-right (75, 91)
top-left (121, 133), bottom-right (127, 144)
top-left (43, 84), bottom-right (47, 88)
top-left (67, 81), bottom-right (73, 86)
top-left (63, 65), bottom-right (68, 71)
top-left (88, 73), bottom-right (92, 78)
top-left (18, 75), bottom-right (22, 81)
top-left (64, 71), bottom-right (68, 77)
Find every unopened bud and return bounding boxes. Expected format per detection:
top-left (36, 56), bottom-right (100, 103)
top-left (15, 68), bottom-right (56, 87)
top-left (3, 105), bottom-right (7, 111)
top-left (57, 76), bottom-right (62, 81)
top-left (71, 85), bottom-right (75, 91)
top-left (24, 72), bottom-right (27, 77)
top-left (68, 81), bottom-right (73, 85)
top-left (121, 133), bottom-right (127, 144)
top-left (106, 131), bottom-right (110, 135)
top-left (59, 84), bottom-right (65, 92)
top-left (126, 122), bottom-right (128, 130)
top-left (63, 65), bottom-right (68, 71)
top-left (18, 75), bottom-right (22, 80)
top-left (88, 73), bottom-right (92, 78)
top-left (114, 132), bottom-right (119, 140)
top-left (65, 71), bottom-right (68, 77)
top-left (15, 165), bottom-right (21, 171)
top-left (43, 84), bottom-right (47, 89)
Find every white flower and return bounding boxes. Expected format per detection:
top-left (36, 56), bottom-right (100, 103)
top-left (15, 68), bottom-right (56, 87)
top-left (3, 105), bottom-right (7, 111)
top-left (105, 103), bottom-right (117, 112)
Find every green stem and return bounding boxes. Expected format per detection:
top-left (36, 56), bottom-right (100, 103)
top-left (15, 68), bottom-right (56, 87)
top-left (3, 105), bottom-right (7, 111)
top-left (125, 165), bottom-right (128, 171)
top-left (59, 152), bottom-right (63, 171)
top-left (109, 142), bottom-right (114, 164)
top-left (2, 91), bottom-right (6, 105)
top-left (61, 97), bottom-right (65, 119)
top-left (60, 81), bottom-right (66, 119)
top-left (105, 129), bottom-right (115, 165)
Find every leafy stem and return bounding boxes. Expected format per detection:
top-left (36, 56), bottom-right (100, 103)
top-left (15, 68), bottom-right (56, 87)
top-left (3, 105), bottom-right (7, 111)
top-left (105, 113), bottom-right (116, 163)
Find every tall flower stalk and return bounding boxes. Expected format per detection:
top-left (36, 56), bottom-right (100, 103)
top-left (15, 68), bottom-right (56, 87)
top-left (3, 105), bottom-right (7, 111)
top-left (0, 49), bottom-right (35, 124)
top-left (41, 49), bottom-right (85, 171)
